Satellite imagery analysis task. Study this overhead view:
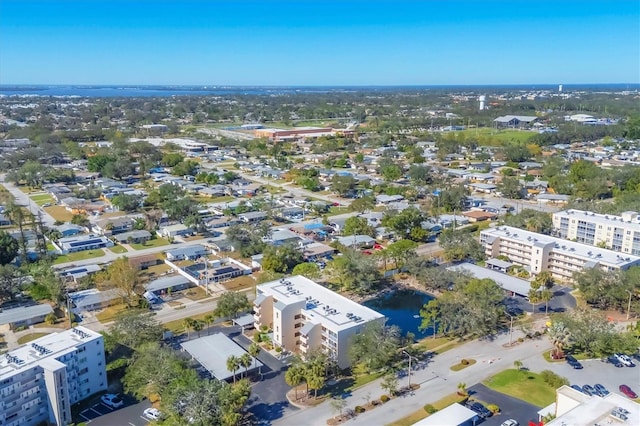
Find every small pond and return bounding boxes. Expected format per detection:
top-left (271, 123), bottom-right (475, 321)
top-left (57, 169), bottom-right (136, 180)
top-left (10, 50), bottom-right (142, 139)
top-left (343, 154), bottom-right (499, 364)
top-left (364, 289), bottom-right (435, 338)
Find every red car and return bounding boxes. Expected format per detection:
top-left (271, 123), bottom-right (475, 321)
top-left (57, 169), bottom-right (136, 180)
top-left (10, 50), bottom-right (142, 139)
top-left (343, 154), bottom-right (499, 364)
top-left (619, 385), bottom-right (638, 398)
top-left (373, 243), bottom-right (383, 250)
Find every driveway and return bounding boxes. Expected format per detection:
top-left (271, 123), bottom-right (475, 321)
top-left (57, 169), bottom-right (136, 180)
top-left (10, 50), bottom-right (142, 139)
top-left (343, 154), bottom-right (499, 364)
top-left (468, 384), bottom-right (540, 426)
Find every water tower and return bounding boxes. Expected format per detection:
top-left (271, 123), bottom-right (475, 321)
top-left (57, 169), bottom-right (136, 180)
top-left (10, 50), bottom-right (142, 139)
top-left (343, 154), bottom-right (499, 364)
top-left (479, 95), bottom-right (486, 111)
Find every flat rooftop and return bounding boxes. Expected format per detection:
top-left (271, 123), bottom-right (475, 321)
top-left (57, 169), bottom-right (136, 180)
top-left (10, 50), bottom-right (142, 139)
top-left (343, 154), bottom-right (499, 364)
top-left (447, 263), bottom-right (530, 296)
top-left (0, 326), bottom-right (101, 379)
top-left (256, 275), bottom-right (384, 332)
top-left (548, 388), bottom-right (640, 426)
top-left (554, 209), bottom-right (640, 230)
top-left (0, 303), bottom-right (53, 325)
top-left (482, 226), bottom-right (640, 267)
top-left (180, 333), bottom-right (262, 381)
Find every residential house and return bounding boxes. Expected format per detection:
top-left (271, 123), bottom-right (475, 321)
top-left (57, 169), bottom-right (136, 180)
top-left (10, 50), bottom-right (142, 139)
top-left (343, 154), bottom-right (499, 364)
top-left (0, 304), bottom-right (54, 330)
top-left (56, 234), bottom-right (113, 254)
top-left (68, 288), bottom-right (123, 313)
top-left (165, 244), bottom-right (209, 261)
top-left (157, 224), bottom-right (193, 238)
top-left (112, 230), bottom-right (152, 245)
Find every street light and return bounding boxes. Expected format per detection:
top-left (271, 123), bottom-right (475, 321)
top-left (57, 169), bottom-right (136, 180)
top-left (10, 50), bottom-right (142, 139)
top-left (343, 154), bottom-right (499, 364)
top-left (402, 350), bottom-right (418, 391)
top-left (505, 311), bottom-right (514, 347)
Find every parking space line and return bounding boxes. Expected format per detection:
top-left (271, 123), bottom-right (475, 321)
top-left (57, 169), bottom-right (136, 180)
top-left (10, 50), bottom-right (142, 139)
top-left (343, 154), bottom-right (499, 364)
top-left (79, 412), bottom-right (92, 424)
top-left (140, 416), bottom-right (150, 422)
top-left (90, 407), bottom-right (103, 416)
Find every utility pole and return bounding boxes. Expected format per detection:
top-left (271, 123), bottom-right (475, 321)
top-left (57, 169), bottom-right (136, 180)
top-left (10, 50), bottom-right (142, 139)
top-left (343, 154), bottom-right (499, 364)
top-left (505, 311), bottom-right (514, 347)
top-left (626, 290), bottom-right (633, 321)
top-left (402, 350), bottom-right (417, 391)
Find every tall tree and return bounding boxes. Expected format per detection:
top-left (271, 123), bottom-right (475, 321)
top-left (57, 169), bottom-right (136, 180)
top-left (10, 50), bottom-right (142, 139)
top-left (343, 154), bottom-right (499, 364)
top-left (214, 291), bottom-right (251, 320)
top-left (0, 231), bottom-right (19, 265)
top-left (105, 256), bottom-right (141, 306)
top-left (348, 321), bottom-right (401, 373)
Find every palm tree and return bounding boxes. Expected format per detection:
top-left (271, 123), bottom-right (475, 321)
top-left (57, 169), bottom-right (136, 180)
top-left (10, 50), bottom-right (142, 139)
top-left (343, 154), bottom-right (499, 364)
top-left (240, 353), bottom-right (252, 379)
top-left (457, 382), bottom-right (467, 396)
top-left (192, 320), bottom-right (203, 338)
top-left (183, 317), bottom-right (195, 338)
top-left (226, 355), bottom-right (241, 383)
top-left (513, 360), bottom-right (523, 371)
top-left (248, 342), bottom-right (261, 373)
top-left (285, 363), bottom-right (306, 400)
top-left (203, 314), bottom-right (215, 335)
top-left (547, 321), bottom-right (571, 359)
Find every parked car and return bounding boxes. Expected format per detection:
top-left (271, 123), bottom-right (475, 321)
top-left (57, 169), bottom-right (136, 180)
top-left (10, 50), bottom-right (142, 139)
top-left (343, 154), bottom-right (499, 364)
top-left (468, 402), bottom-right (492, 419)
top-left (582, 385), bottom-right (596, 396)
top-left (143, 408), bottom-right (162, 420)
top-left (501, 420), bottom-right (519, 426)
top-left (606, 356), bottom-right (624, 368)
top-left (101, 393), bottom-right (124, 408)
top-left (565, 355), bottom-right (583, 369)
top-left (570, 384), bottom-right (584, 393)
top-left (594, 384), bottom-right (609, 396)
top-left (619, 384), bottom-right (638, 399)
top-left (615, 353), bottom-right (635, 367)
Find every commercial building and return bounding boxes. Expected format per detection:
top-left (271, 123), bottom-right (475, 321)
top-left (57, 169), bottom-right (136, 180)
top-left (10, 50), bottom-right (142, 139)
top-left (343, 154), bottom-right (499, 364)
top-left (0, 327), bottom-right (107, 426)
top-left (253, 275), bottom-right (384, 369)
top-left (480, 226), bottom-right (640, 282)
top-left (552, 209), bottom-right (640, 255)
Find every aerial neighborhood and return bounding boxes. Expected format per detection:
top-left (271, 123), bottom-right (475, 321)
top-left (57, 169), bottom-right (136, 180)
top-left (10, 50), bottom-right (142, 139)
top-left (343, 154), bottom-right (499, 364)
top-left (0, 86), bottom-right (639, 426)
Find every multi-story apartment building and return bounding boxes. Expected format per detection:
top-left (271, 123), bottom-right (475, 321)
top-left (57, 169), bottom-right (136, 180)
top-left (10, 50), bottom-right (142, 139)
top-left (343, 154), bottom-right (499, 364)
top-left (253, 275), bottom-right (384, 369)
top-left (0, 326), bottom-right (107, 426)
top-left (480, 226), bottom-right (640, 282)
top-left (552, 209), bottom-right (640, 255)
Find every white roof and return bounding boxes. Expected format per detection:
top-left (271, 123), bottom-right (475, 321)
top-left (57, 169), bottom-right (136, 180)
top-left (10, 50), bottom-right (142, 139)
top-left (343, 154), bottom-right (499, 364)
top-left (482, 226), bottom-right (640, 268)
top-left (256, 275), bottom-right (384, 332)
top-left (547, 388), bottom-right (640, 426)
top-left (447, 263), bottom-right (531, 296)
top-left (0, 326), bottom-right (101, 380)
top-left (554, 209), bottom-right (640, 232)
top-left (411, 403), bottom-right (477, 425)
top-left (0, 304), bottom-right (53, 325)
top-left (180, 333), bottom-right (262, 381)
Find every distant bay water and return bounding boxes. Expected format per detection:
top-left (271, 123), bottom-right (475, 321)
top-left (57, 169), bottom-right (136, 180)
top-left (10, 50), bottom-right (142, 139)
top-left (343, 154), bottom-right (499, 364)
top-left (0, 84), bottom-right (637, 98)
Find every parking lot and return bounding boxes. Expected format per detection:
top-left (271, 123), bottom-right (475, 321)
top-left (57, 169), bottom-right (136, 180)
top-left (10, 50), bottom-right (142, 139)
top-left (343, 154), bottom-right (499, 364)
top-left (82, 399), bottom-right (152, 426)
top-left (468, 384), bottom-right (540, 426)
top-left (543, 357), bottom-right (639, 398)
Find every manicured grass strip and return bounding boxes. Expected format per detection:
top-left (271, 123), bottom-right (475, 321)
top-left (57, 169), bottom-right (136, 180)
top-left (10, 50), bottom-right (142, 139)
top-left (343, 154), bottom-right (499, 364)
top-left (163, 312), bottom-right (213, 334)
top-left (109, 245), bottom-right (128, 254)
top-left (17, 332), bottom-right (51, 345)
top-left (53, 249), bottom-right (105, 264)
top-left (483, 369), bottom-right (556, 408)
top-left (450, 359), bottom-right (476, 371)
top-left (131, 238), bottom-right (171, 250)
top-left (30, 194), bottom-right (55, 205)
top-left (95, 303), bottom-right (129, 323)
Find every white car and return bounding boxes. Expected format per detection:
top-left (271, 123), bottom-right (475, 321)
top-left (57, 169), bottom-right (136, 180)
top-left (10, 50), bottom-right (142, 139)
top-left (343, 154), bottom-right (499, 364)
top-left (501, 420), bottom-right (519, 426)
top-left (615, 353), bottom-right (635, 367)
top-left (143, 407), bottom-right (162, 420)
top-left (101, 393), bottom-right (124, 408)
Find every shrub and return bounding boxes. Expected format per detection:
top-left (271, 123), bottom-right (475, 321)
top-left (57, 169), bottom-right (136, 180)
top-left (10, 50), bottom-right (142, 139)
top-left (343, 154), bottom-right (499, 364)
top-left (380, 395), bottom-right (390, 403)
top-left (460, 359), bottom-right (469, 365)
top-left (487, 404), bottom-right (500, 414)
top-left (423, 404), bottom-right (438, 414)
top-left (372, 400), bottom-right (380, 406)
top-left (275, 346), bottom-right (282, 353)
top-left (541, 370), bottom-right (569, 388)
top-left (253, 333), bottom-right (261, 343)
top-left (260, 325), bottom-right (268, 332)
top-left (45, 313), bottom-right (57, 325)
top-left (354, 406), bottom-right (365, 414)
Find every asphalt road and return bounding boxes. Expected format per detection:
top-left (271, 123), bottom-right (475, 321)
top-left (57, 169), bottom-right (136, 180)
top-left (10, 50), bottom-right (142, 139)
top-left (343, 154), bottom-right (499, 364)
top-left (468, 384), bottom-right (540, 426)
top-left (87, 399), bottom-right (152, 426)
top-left (0, 174), bottom-right (57, 227)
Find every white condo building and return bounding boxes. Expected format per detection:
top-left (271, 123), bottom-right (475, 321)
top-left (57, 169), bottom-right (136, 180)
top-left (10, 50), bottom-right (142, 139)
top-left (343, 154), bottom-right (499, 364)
top-left (253, 275), bottom-right (385, 369)
top-left (480, 226), bottom-right (640, 282)
top-left (0, 327), bottom-right (107, 426)
top-left (552, 209), bottom-right (640, 255)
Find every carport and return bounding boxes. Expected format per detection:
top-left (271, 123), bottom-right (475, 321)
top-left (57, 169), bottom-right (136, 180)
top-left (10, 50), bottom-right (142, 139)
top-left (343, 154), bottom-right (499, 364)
top-left (448, 263), bottom-right (530, 297)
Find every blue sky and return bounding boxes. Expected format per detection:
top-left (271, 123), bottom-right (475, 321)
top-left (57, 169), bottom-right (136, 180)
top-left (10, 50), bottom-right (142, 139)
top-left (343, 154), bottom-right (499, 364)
top-left (1, 0), bottom-right (638, 85)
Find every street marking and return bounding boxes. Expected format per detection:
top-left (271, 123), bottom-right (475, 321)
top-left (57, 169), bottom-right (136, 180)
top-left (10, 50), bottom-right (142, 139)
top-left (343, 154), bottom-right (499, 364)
top-left (90, 407), bottom-right (103, 416)
top-left (79, 412), bottom-right (92, 423)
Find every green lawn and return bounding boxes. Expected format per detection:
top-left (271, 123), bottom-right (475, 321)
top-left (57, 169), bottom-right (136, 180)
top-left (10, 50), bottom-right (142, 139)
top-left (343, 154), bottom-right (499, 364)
top-left (17, 332), bottom-right (52, 345)
top-left (109, 245), bottom-right (128, 254)
top-left (53, 249), bottom-right (105, 264)
top-left (131, 238), bottom-right (171, 250)
top-left (30, 194), bottom-right (55, 206)
top-left (483, 369), bottom-right (557, 407)
top-left (163, 312), bottom-right (213, 334)
top-left (456, 128), bottom-right (537, 145)
top-left (95, 303), bottom-right (128, 323)
top-left (44, 206), bottom-right (75, 222)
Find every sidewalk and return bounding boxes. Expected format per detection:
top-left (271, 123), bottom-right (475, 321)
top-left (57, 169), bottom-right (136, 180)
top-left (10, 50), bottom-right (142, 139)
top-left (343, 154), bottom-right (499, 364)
top-left (274, 320), bottom-right (552, 426)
